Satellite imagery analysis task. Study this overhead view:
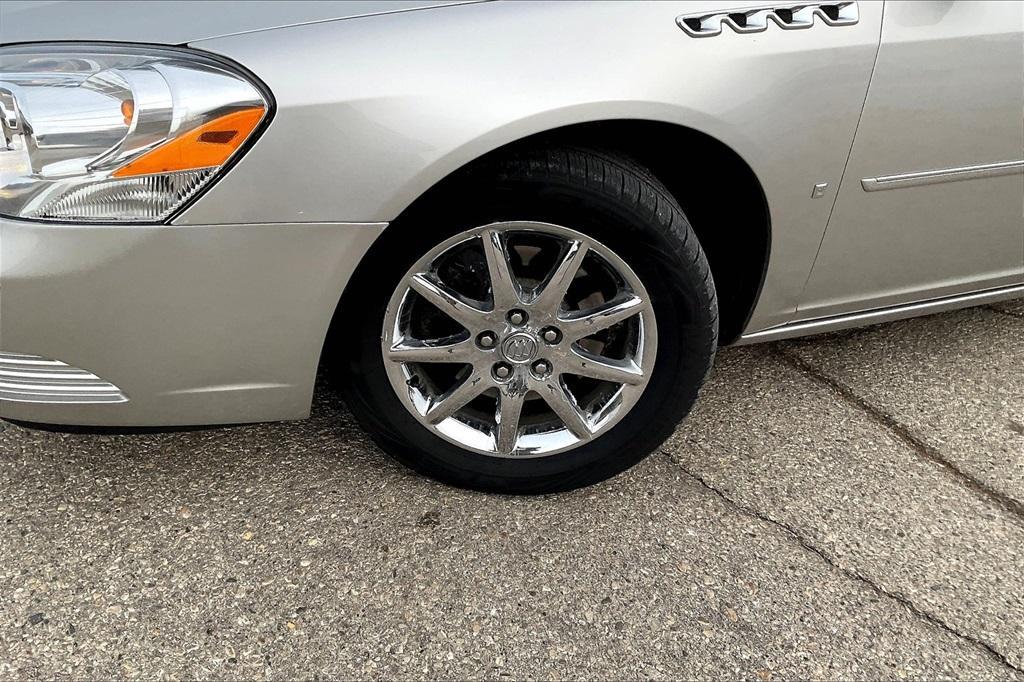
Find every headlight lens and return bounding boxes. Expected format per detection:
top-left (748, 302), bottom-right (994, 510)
top-left (0, 44), bottom-right (269, 223)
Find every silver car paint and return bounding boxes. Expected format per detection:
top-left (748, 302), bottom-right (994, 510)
top-left (180, 0), bottom-right (883, 333)
top-left (0, 219), bottom-right (384, 425)
top-left (0, 1), bottom-right (478, 44)
top-left (1, 0), bottom-right (1021, 427)
top-left (796, 0), bottom-right (1024, 320)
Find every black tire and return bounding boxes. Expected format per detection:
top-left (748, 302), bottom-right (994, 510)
top-left (335, 145), bottom-right (718, 494)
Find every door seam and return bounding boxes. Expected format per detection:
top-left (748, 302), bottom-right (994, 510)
top-left (792, 0), bottom-right (887, 313)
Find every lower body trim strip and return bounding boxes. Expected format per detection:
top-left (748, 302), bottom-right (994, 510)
top-left (737, 283), bottom-right (1024, 344)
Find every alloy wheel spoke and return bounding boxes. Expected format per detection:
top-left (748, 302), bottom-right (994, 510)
top-left (384, 221), bottom-right (656, 458)
top-left (481, 229), bottom-right (523, 311)
top-left (561, 347), bottom-right (645, 386)
top-left (559, 293), bottom-right (646, 340)
top-left (531, 240), bottom-right (588, 313)
top-left (494, 384), bottom-right (527, 454)
top-left (387, 336), bottom-right (474, 364)
top-left (424, 371), bottom-right (488, 424)
top-left (538, 379), bottom-right (593, 441)
top-left (409, 273), bottom-right (487, 330)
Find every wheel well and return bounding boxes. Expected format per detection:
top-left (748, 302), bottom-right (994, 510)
top-left (503, 121), bottom-right (771, 344)
top-left (338, 120), bottom-right (770, 346)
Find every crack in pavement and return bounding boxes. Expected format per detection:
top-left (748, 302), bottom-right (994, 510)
top-left (661, 450), bottom-right (1024, 676)
top-left (773, 346), bottom-right (1024, 524)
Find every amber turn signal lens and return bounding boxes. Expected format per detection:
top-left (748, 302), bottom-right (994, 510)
top-left (121, 99), bottom-right (134, 126)
top-left (112, 106), bottom-right (265, 178)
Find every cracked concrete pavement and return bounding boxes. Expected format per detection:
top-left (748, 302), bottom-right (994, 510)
top-left (1, 302), bottom-right (1022, 679)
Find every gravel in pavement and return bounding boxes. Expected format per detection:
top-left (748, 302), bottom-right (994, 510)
top-left (785, 305), bottom-right (1024, 506)
top-left (990, 299), bottom-right (1024, 317)
top-left (668, 326), bottom-right (1024, 670)
top-left (1, 303), bottom-right (1022, 680)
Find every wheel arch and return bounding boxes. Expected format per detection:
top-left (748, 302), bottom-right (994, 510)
top-left (329, 118), bottom-right (770, 355)
top-left (506, 120), bottom-right (772, 345)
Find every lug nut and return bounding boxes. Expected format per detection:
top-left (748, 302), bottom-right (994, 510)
top-left (507, 310), bottom-right (527, 326)
top-left (531, 359), bottom-right (551, 377)
top-left (477, 331), bottom-right (497, 349)
top-left (493, 363), bottom-right (513, 380)
top-left (541, 327), bottom-right (561, 344)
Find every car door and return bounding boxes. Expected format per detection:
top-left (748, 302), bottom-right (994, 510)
top-left (795, 0), bottom-right (1024, 321)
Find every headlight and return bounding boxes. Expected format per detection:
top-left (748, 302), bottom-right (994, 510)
top-left (0, 44), bottom-right (270, 223)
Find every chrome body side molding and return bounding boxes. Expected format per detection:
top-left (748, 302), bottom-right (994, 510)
top-left (861, 160), bottom-right (1024, 192)
top-left (736, 284), bottom-right (1024, 344)
top-left (677, 2), bottom-right (858, 38)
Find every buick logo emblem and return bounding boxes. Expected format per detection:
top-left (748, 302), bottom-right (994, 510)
top-left (501, 333), bottom-right (538, 364)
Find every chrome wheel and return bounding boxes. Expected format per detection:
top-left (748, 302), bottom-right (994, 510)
top-left (381, 221), bottom-right (657, 458)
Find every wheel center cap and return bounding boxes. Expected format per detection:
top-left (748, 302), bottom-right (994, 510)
top-left (501, 332), bottom-right (538, 364)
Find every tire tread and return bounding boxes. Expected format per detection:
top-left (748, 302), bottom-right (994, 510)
top-left (338, 144), bottom-right (719, 493)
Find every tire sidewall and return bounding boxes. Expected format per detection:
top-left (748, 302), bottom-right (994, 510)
top-left (339, 163), bottom-right (716, 493)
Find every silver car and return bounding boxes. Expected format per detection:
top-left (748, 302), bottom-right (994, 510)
top-left (1, 1), bottom-right (1021, 492)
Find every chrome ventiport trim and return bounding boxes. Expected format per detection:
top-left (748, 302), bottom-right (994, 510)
top-left (736, 284), bottom-right (1024, 344)
top-left (0, 352), bottom-right (128, 404)
top-left (677, 2), bottom-right (858, 38)
top-left (861, 160), bottom-right (1024, 192)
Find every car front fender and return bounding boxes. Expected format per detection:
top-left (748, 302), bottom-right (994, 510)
top-left (181, 0), bottom-right (882, 332)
